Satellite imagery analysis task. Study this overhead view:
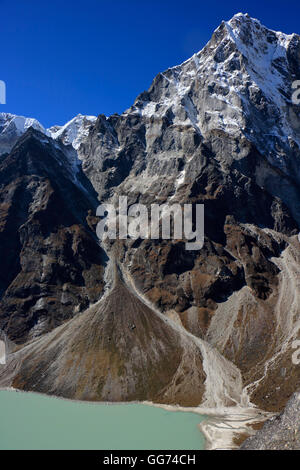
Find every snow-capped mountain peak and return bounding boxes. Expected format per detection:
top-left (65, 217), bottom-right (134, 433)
top-left (0, 112), bottom-right (48, 136)
top-left (129, 13), bottom-right (300, 179)
top-left (226, 12), bottom-right (294, 45)
top-left (224, 12), bottom-right (295, 100)
top-left (0, 112), bottom-right (97, 156)
top-left (49, 114), bottom-right (97, 150)
top-left (0, 112), bottom-right (49, 155)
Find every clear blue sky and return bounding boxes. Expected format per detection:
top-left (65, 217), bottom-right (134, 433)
top-left (1, 0), bottom-right (300, 128)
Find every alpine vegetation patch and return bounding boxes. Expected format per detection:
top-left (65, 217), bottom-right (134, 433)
top-left (96, 197), bottom-right (204, 251)
top-left (0, 80), bottom-right (6, 104)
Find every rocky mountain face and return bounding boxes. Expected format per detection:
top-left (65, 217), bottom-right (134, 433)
top-left (0, 128), bottom-right (105, 344)
top-left (1, 13), bottom-right (300, 446)
top-left (241, 391), bottom-right (300, 449)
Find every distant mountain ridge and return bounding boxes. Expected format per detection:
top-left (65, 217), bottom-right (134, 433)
top-left (0, 112), bottom-right (97, 155)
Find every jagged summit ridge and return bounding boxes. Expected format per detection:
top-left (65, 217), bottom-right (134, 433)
top-left (0, 112), bottom-right (97, 156)
top-left (49, 114), bottom-right (97, 150)
top-left (0, 112), bottom-right (47, 135)
top-left (0, 112), bottom-right (49, 155)
top-left (224, 13), bottom-right (296, 101)
top-left (2, 13), bottom-right (300, 164)
top-left (128, 13), bottom-right (300, 184)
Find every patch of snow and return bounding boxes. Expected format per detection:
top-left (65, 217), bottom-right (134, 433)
top-left (175, 169), bottom-right (185, 188)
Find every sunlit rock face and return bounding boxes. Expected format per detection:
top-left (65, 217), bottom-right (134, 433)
top-left (1, 14), bottom-right (300, 415)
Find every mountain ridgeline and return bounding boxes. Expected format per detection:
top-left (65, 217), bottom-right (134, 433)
top-left (1, 13), bottom-right (300, 444)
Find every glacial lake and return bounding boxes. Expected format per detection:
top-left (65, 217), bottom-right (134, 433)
top-left (0, 391), bottom-right (206, 450)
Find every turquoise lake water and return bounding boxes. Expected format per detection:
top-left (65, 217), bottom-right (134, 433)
top-left (0, 391), bottom-right (206, 450)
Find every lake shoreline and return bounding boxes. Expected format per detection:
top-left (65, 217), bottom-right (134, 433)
top-left (0, 387), bottom-right (272, 450)
top-left (0, 389), bottom-right (206, 450)
top-left (143, 401), bottom-right (272, 450)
